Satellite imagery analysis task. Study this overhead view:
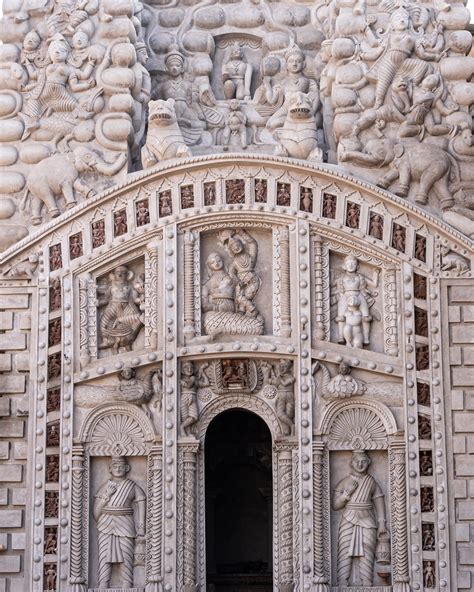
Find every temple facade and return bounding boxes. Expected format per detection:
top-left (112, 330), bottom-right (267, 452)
top-left (0, 1), bottom-right (473, 591)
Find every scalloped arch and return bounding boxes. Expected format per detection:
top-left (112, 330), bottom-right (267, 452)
top-left (198, 394), bottom-right (282, 441)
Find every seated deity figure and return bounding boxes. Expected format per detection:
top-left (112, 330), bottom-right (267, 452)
top-left (94, 456), bottom-right (146, 589)
top-left (266, 43), bottom-right (320, 135)
top-left (222, 42), bottom-right (253, 101)
top-left (155, 45), bottom-right (206, 139)
top-left (97, 265), bottom-right (144, 354)
top-left (333, 450), bottom-right (389, 587)
top-left (334, 255), bottom-right (379, 347)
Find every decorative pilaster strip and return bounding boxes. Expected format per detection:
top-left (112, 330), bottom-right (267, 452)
top-left (87, 277), bottom-right (98, 359)
top-left (182, 443), bottom-right (199, 592)
top-left (145, 241), bottom-right (159, 350)
top-left (69, 445), bottom-right (87, 592)
top-left (280, 227), bottom-right (291, 338)
top-left (183, 231), bottom-right (196, 342)
top-left (193, 232), bottom-right (201, 336)
top-left (146, 446), bottom-right (163, 592)
top-left (79, 276), bottom-right (90, 368)
top-left (312, 442), bottom-right (330, 591)
top-left (390, 438), bottom-right (411, 592)
top-left (273, 229), bottom-right (282, 336)
top-left (277, 445), bottom-right (295, 592)
top-left (384, 264), bottom-right (399, 356)
top-left (313, 234), bottom-right (329, 341)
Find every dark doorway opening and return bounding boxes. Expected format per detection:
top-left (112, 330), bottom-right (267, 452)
top-left (205, 409), bottom-right (273, 592)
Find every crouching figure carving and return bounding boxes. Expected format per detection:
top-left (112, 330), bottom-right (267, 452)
top-left (333, 450), bottom-right (390, 587)
top-left (94, 456), bottom-right (146, 589)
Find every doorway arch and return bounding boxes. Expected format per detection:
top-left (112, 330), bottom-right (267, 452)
top-left (205, 410), bottom-right (273, 592)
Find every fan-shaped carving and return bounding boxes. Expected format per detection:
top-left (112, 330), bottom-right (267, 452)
top-left (327, 407), bottom-right (388, 450)
top-left (89, 413), bottom-right (148, 455)
top-left (78, 404), bottom-right (155, 455)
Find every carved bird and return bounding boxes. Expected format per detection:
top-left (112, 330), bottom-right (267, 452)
top-left (75, 367), bottom-right (163, 417)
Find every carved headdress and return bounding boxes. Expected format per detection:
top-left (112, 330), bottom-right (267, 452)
top-left (284, 41), bottom-right (305, 63)
top-left (165, 44), bottom-right (185, 67)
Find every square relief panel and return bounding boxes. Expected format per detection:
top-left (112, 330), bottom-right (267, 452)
top-left (198, 227), bottom-right (274, 339)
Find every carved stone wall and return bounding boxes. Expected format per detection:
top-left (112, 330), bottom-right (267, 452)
top-left (0, 1), bottom-right (473, 591)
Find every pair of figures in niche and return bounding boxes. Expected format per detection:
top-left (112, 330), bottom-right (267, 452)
top-left (201, 228), bottom-right (264, 338)
top-left (332, 254), bottom-right (380, 349)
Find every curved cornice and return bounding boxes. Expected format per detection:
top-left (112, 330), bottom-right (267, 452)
top-left (1, 153), bottom-right (472, 264)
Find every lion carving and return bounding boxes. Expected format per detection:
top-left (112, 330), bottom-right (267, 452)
top-left (274, 92), bottom-right (323, 162)
top-left (141, 99), bottom-right (192, 168)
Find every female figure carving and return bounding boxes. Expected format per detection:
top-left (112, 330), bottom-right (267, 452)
top-left (21, 34), bottom-right (95, 139)
top-left (97, 265), bottom-right (144, 354)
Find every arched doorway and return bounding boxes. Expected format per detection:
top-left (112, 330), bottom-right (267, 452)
top-left (205, 410), bottom-right (273, 592)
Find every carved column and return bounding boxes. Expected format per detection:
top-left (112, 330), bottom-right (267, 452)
top-left (146, 446), bottom-right (164, 592)
top-left (312, 442), bottom-right (330, 592)
top-left (145, 242), bottom-right (159, 350)
top-left (182, 443), bottom-right (199, 592)
top-left (78, 277), bottom-right (90, 368)
top-left (390, 438), bottom-right (411, 592)
top-left (183, 231), bottom-right (196, 342)
top-left (384, 265), bottom-right (399, 356)
top-left (279, 227), bottom-right (291, 338)
top-left (312, 234), bottom-right (329, 341)
top-left (69, 445), bottom-right (87, 592)
top-left (276, 444), bottom-right (296, 592)
top-left (87, 276), bottom-right (98, 360)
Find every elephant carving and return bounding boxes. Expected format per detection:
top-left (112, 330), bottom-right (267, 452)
top-left (376, 142), bottom-right (456, 210)
top-left (20, 147), bottom-right (127, 225)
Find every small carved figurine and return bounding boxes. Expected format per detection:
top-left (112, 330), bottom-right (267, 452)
top-left (277, 183), bottom-right (291, 206)
top-left (45, 491), bottom-right (59, 518)
top-left (254, 179), bottom-right (267, 203)
top-left (91, 220), bottom-right (105, 249)
top-left (180, 361), bottom-right (209, 436)
top-left (48, 319), bottom-right (61, 348)
top-left (69, 233), bottom-right (83, 259)
top-left (49, 278), bottom-right (62, 312)
top-left (3, 254), bottom-right (39, 279)
top-left (345, 202), bottom-right (360, 228)
top-left (300, 187), bottom-right (313, 212)
top-left (181, 185), bottom-right (194, 209)
top-left (44, 528), bottom-right (57, 554)
top-left (222, 43), bottom-right (252, 101)
top-left (369, 213), bottom-right (384, 240)
top-left (136, 199), bottom-right (150, 226)
top-left (422, 523), bottom-right (435, 551)
top-left (48, 353), bottom-right (62, 380)
top-left (44, 564), bottom-right (57, 591)
top-left (46, 456), bottom-right (60, 482)
top-left (423, 561), bottom-right (435, 589)
top-left (222, 99), bottom-right (247, 150)
top-left (333, 450), bottom-right (389, 587)
top-left (312, 361), bottom-right (366, 400)
top-left (49, 245), bottom-right (62, 271)
top-left (94, 456), bottom-right (146, 589)
top-left (226, 179), bottom-right (245, 204)
top-left (391, 224), bottom-right (406, 252)
top-left (204, 183), bottom-right (216, 206)
top-left (322, 193), bottom-right (337, 218)
top-left (262, 359), bottom-right (295, 436)
top-left (114, 209), bottom-right (128, 237)
top-left (414, 235), bottom-right (426, 262)
top-left (47, 422), bottom-right (60, 447)
top-left (159, 191), bottom-right (172, 217)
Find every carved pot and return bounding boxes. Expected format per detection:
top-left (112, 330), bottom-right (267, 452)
top-left (0, 198), bottom-right (15, 219)
top-left (0, 172), bottom-right (25, 195)
top-left (19, 144), bottom-right (51, 165)
top-left (375, 533), bottom-right (391, 565)
top-left (182, 31), bottom-right (214, 54)
top-left (228, 5), bottom-right (265, 27)
top-left (159, 8), bottom-right (185, 28)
